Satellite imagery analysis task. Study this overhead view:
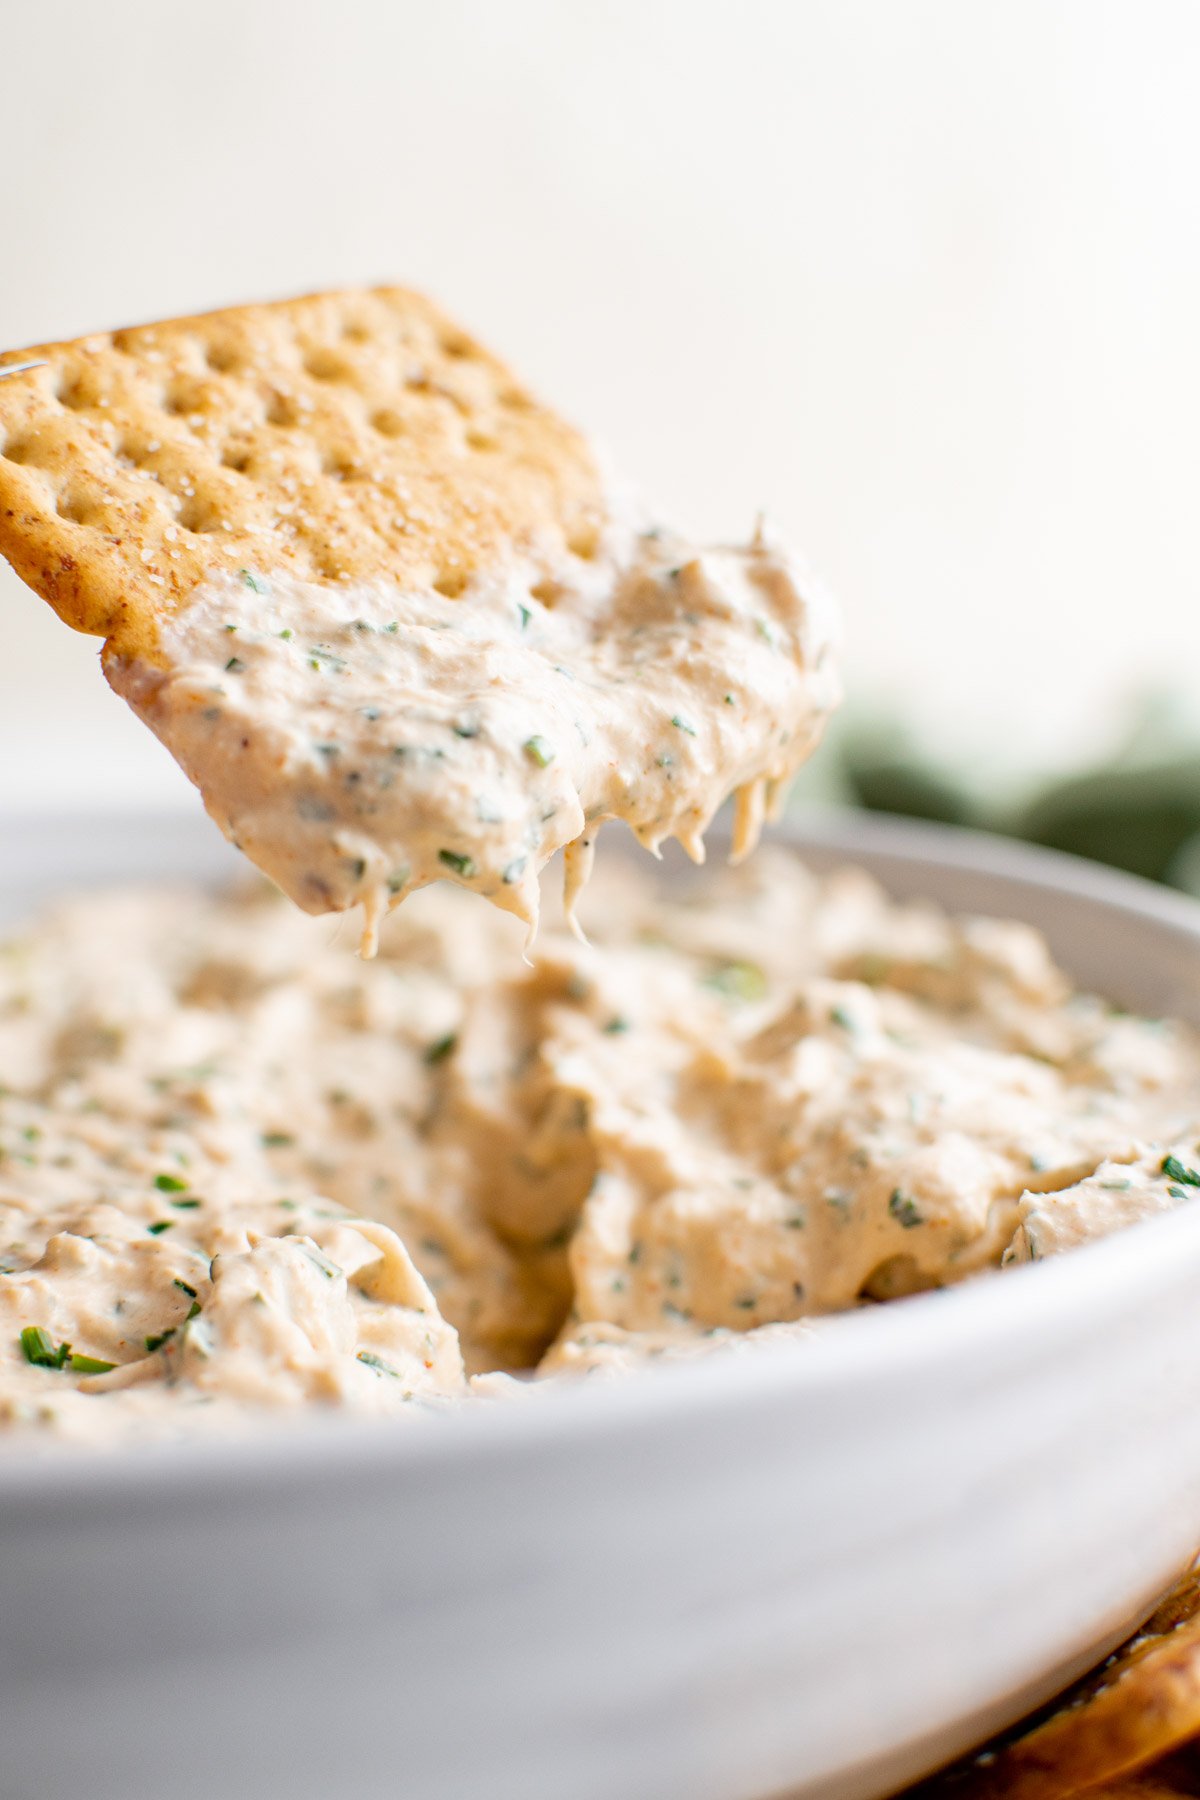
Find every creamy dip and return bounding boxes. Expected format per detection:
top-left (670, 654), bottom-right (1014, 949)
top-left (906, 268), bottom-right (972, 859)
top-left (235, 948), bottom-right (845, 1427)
top-left (107, 511), bottom-right (840, 952)
top-left (3, 849), bottom-right (1199, 1442)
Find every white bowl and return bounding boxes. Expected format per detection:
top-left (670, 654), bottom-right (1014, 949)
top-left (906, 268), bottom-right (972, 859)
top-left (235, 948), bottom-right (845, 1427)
top-left (4, 806), bottom-right (1200, 1800)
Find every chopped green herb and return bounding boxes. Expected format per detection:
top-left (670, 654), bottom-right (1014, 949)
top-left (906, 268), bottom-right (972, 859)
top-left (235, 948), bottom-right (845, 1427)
top-left (224, 622), bottom-right (238, 633)
top-left (261, 1132), bottom-right (295, 1149)
top-left (301, 1246), bottom-right (340, 1281)
top-left (357, 1350), bottom-right (398, 1376)
top-left (145, 1329), bottom-right (176, 1353)
top-left (628, 1242), bottom-right (642, 1265)
top-left (502, 858), bottom-right (527, 885)
top-left (224, 656), bottom-right (245, 673)
top-left (315, 742), bottom-right (341, 758)
top-left (602, 1016), bottom-right (630, 1035)
top-left (186, 1301), bottom-right (201, 1321)
top-left (154, 1173), bottom-right (189, 1193)
top-left (1169, 1185), bottom-right (1189, 1201)
top-left (439, 850), bottom-right (476, 878)
top-left (670, 714), bottom-right (698, 736)
top-left (174, 1279), bottom-right (198, 1299)
top-left (517, 604), bottom-right (532, 630)
top-left (724, 693), bottom-right (736, 706)
top-left (307, 645), bottom-right (347, 672)
top-left (888, 1189), bottom-right (923, 1230)
top-left (703, 960), bottom-right (768, 1002)
top-left (278, 627), bottom-right (294, 641)
top-left (453, 720), bottom-right (480, 739)
top-left (147, 1221), bottom-right (174, 1236)
top-left (239, 568), bottom-right (267, 594)
top-left (69, 1353), bottom-right (116, 1375)
top-left (523, 735), bottom-right (555, 767)
top-left (384, 621), bottom-right (399, 633)
top-left (425, 1033), bottom-right (458, 1066)
top-left (829, 1005), bottom-right (855, 1031)
top-left (170, 1197), bottom-right (202, 1210)
top-left (20, 1325), bottom-right (70, 1368)
top-left (1162, 1155), bottom-right (1200, 1188)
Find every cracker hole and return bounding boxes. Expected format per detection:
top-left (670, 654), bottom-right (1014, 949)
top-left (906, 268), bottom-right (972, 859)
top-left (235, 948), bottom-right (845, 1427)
top-left (206, 342), bottom-right (241, 375)
top-left (321, 449), bottom-right (362, 481)
top-left (439, 333), bottom-right (473, 360)
top-left (432, 571), bottom-right (468, 599)
top-left (163, 382), bottom-right (207, 418)
top-left (313, 544), bottom-right (346, 580)
top-left (56, 489), bottom-right (99, 526)
top-left (371, 408), bottom-right (405, 438)
top-left (178, 493), bottom-right (223, 533)
top-left (497, 387), bottom-right (532, 413)
top-left (56, 377), bottom-right (93, 412)
top-left (220, 444), bottom-right (253, 473)
top-left (465, 429), bottom-right (499, 453)
top-left (2, 437), bottom-right (37, 466)
top-left (342, 321), bottom-right (371, 344)
top-left (304, 348), bottom-right (351, 382)
top-left (267, 392), bottom-right (299, 428)
top-left (567, 528), bottom-right (601, 562)
top-left (530, 579), bottom-right (560, 608)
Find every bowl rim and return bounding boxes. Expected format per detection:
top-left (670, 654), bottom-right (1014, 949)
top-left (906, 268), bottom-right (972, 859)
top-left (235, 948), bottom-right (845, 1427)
top-left (2, 804), bottom-right (1200, 1507)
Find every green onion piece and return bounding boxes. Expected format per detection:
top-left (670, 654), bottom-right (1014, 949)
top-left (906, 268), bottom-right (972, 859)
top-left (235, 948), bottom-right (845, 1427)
top-left (425, 1033), bottom-right (458, 1066)
top-left (1162, 1154), bottom-right (1200, 1188)
top-left (357, 1350), bottom-right (398, 1376)
top-left (154, 1173), bottom-right (189, 1193)
top-left (20, 1325), bottom-right (70, 1368)
top-left (523, 735), bottom-right (555, 768)
top-left (261, 1132), bottom-right (295, 1148)
top-left (69, 1353), bottom-right (116, 1375)
top-left (173, 1279), bottom-right (198, 1299)
top-left (438, 850), bottom-right (476, 878)
top-left (170, 1197), bottom-right (202, 1209)
top-left (145, 1329), bottom-right (176, 1354)
top-left (147, 1221), bottom-right (174, 1236)
top-left (670, 714), bottom-right (698, 736)
top-left (239, 569), bottom-right (266, 594)
top-left (225, 656), bottom-right (245, 673)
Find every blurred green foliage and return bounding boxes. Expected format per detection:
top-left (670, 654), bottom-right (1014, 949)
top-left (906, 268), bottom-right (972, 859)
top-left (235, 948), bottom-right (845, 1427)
top-left (791, 695), bottom-right (1200, 900)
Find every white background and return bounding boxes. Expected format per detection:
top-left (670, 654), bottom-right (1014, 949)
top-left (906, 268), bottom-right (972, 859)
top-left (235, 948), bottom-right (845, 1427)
top-left (2, 0), bottom-right (1198, 811)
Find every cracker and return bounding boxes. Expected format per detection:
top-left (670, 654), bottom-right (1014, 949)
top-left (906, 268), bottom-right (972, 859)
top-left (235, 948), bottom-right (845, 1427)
top-left (0, 287), bottom-right (607, 663)
top-left (916, 1560), bottom-right (1200, 1800)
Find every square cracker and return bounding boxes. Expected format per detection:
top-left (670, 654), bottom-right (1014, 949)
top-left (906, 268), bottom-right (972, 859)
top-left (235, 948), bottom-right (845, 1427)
top-left (0, 286), bottom-right (606, 664)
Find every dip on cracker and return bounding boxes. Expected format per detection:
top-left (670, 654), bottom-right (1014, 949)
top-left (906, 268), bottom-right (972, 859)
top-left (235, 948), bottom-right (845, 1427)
top-left (0, 287), bottom-right (839, 952)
